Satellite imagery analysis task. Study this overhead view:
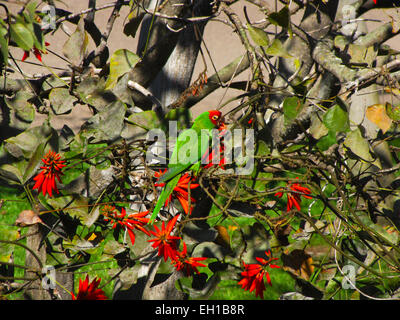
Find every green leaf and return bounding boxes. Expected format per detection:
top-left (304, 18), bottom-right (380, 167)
top-left (316, 130), bottom-right (336, 151)
top-left (356, 212), bottom-right (399, 246)
top-left (105, 49), bottom-right (140, 89)
top-left (4, 90), bottom-right (35, 131)
top-left (283, 96), bottom-right (303, 124)
top-left (344, 128), bottom-right (375, 162)
top-left (268, 6), bottom-right (292, 37)
top-left (165, 107), bottom-right (192, 130)
top-left (47, 195), bottom-right (89, 224)
top-left (0, 24), bottom-right (9, 65)
top-left (63, 235), bottom-right (99, 255)
top-left (103, 239), bottom-right (126, 256)
top-left (264, 39), bottom-right (292, 58)
top-left (247, 24), bottom-right (269, 47)
top-left (309, 113), bottom-right (329, 139)
top-left (22, 142), bottom-right (46, 184)
top-left (42, 75), bottom-right (68, 91)
top-left (76, 77), bottom-right (117, 111)
top-left (10, 22), bottom-right (34, 52)
top-left (192, 242), bottom-right (227, 260)
top-left (323, 104), bottom-right (350, 133)
top-left (0, 227), bottom-right (20, 263)
top-left (123, 7), bottom-right (145, 38)
top-left (385, 102), bottom-right (400, 121)
top-left (62, 17), bottom-right (88, 66)
top-left (0, 163), bottom-right (25, 184)
top-left (122, 110), bottom-right (164, 141)
top-left (268, 6), bottom-right (290, 29)
top-left (347, 44), bottom-right (377, 66)
top-left (61, 163), bottom-right (89, 185)
top-left (49, 87), bottom-right (78, 114)
top-left (81, 100), bottom-right (126, 143)
top-left (5, 122), bottom-right (52, 159)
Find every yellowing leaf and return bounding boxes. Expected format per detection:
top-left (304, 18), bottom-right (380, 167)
top-left (105, 49), bottom-right (140, 90)
top-left (366, 104), bottom-right (392, 133)
top-left (214, 225), bottom-right (231, 250)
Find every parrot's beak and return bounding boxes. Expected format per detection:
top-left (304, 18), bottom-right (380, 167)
top-left (218, 118), bottom-right (226, 131)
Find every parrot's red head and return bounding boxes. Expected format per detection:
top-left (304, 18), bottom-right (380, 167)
top-left (208, 110), bottom-right (225, 129)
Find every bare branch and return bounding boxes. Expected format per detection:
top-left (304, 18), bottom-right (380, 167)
top-left (168, 54), bottom-right (250, 110)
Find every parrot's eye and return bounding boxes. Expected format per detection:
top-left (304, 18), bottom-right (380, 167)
top-left (212, 115), bottom-right (219, 121)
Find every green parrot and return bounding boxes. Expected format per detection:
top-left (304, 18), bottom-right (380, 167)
top-left (148, 110), bottom-right (225, 224)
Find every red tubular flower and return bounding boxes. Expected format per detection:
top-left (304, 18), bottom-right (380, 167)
top-left (202, 122), bottom-right (227, 170)
top-left (71, 275), bottom-right (108, 300)
top-left (32, 150), bottom-right (66, 197)
top-left (238, 250), bottom-right (280, 299)
top-left (155, 170), bottom-right (199, 215)
top-left (171, 242), bottom-right (207, 276)
top-left (123, 209), bottom-right (151, 245)
top-left (148, 214), bottom-right (181, 261)
top-left (102, 206), bottom-right (150, 246)
top-left (238, 263), bottom-right (266, 299)
top-left (202, 141), bottom-right (226, 170)
top-left (274, 178), bottom-right (312, 212)
top-left (21, 42), bottom-right (50, 62)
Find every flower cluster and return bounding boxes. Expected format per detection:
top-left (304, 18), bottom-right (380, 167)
top-left (71, 275), bottom-right (108, 300)
top-left (236, 178), bottom-right (311, 298)
top-left (154, 170), bottom-right (199, 215)
top-left (148, 214), bottom-right (207, 276)
top-left (32, 150), bottom-right (66, 197)
top-left (238, 250), bottom-right (280, 299)
top-left (274, 178), bottom-right (312, 212)
top-left (102, 205), bottom-right (150, 246)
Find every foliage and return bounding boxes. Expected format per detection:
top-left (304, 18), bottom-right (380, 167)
top-left (1, 0), bottom-right (400, 301)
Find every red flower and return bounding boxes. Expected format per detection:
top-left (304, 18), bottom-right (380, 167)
top-left (238, 250), bottom-right (280, 299)
top-left (171, 242), bottom-right (207, 276)
top-left (202, 141), bottom-right (226, 170)
top-left (155, 170), bottom-right (199, 215)
top-left (71, 275), bottom-right (108, 300)
top-left (202, 122), bottom-right (227, 170)
top-left (148, 214), bottom-right (181, 261)
top-left (274, 178), bottom-right (312, 212)
top-left (238, 262), bottom-right (266, 299)
top-left (32, 150), bottom-right (66, 197)
top-left (21, 42), bottom-right (50, 62)
top-left (102, 206), bottom-right (150, 246)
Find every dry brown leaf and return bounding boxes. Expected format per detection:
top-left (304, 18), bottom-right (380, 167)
top-left (214, 225), bottom-right (231, 249)
top-left (15, 210), bottom-right (43, 227)
top-left (281, 249), bottom-right (314, 280)
top-left (366, 104), bottom-right (392, 134)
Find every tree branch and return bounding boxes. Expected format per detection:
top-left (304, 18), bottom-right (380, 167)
top-left (84, 0), bottom-right (124, 67)
top-left (127, 0), bottom-right (191, 108)
top-left (312, 38), bottom-right (357, 82)
top-left (168, 54), bottom-right (250, 110)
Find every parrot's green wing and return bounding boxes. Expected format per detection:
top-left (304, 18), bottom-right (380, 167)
top-left (148, 111), bottom-right (219, 223)
top-left (157, 128), bottom-right (211, 183)
top-left (149, 174), bottom-right (180, 224)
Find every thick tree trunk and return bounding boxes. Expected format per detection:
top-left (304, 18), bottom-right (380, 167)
top-left (23, 224), bottom-right (74, 300)
top-left (136, 0), bottom-right (213, 112)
